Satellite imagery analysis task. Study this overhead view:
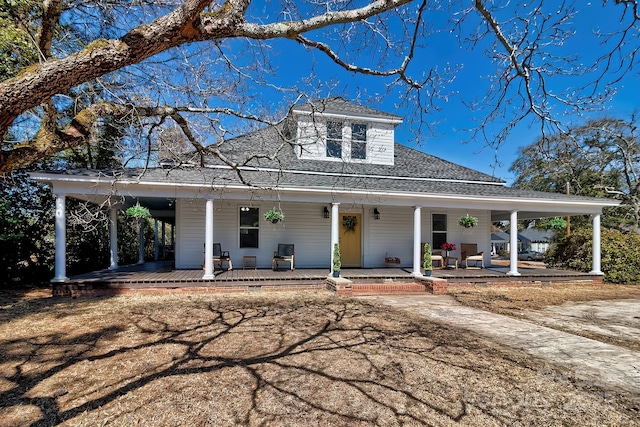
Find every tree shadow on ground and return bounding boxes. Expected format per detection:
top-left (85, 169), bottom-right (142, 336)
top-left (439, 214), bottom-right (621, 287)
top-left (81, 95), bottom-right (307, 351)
top-left (0, 293), bottom-right (634, 426)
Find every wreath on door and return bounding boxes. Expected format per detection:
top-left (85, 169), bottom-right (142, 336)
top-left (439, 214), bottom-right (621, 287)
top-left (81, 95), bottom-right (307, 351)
top-left (342, 215), bottom-right (358, 232)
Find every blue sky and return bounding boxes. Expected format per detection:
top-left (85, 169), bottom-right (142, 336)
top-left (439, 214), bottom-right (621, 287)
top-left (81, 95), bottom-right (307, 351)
top-left (250, 2), bottom-right (639, 184)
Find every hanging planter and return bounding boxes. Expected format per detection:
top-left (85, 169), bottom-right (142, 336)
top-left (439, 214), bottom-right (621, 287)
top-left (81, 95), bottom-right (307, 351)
top-left (125, 202), bottom-right (151, 219)
top-left (342, 215), bottom-right (358, 232)
top-left (458, 213), bottom-right (479, 228)
top-left (264, 208), bottom-right (284, 224)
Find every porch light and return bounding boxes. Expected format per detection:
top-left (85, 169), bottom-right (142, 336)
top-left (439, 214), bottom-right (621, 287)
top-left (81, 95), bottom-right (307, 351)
top-left (240, 206), bottom-right (250, 212)
top-left (373, 208), bottom-right (381, 220)
top-left (323, 206), bottom-right (330, 218)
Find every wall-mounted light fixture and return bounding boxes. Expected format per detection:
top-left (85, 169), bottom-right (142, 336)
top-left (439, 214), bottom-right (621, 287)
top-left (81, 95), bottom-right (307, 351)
top-left (373, 208), bottom-right (381, 220)
top-left (240, 206), bottom-right (250, 212)
top-left (323, 206), bottom-right (330, 218)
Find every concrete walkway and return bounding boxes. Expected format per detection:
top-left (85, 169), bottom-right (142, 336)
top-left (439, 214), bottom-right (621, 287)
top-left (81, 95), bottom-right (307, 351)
top-left (361, 295), bottom-right (640, 402)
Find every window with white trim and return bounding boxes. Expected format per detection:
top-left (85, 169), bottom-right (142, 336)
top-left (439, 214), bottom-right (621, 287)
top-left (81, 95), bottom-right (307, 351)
top-left (326, 121), bottom-right (343, 158)
top-left (432, 213), bottom-right (447, 251)
top-left (351, 123), bottom-right (367, 160)
top-left (239, 207), bottom-right (259, 248)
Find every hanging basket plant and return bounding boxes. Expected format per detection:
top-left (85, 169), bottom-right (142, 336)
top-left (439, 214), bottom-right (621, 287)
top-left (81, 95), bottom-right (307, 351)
top-left (342, 215), bottom-right (358, 232)
top-left (458, 213), bottom-right (479, 228)
top-left (126, 202), bottom-right (151, 219)
top-left (264, 208), bottom-right (284, 224)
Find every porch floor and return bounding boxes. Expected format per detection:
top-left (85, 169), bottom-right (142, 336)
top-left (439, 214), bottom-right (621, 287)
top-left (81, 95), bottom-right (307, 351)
top-left (54, 261), bottom-right (601, 297)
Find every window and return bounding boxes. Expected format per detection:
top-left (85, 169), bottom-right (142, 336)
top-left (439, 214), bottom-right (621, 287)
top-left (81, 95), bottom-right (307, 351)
top-left (432, 213), bottom-right (447, 251)
top-left (326, 121), bottom-right (343, 158)
top-left (351, 123), bottom-right (367, 160)
top-left (239, 207), bottom-right (259, 248)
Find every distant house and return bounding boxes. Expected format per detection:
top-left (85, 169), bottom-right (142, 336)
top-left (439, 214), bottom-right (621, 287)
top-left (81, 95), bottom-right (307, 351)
top-left (31, 98), bottom-right (617, 281)
top-left (517, 228), bottom-right (556, 253)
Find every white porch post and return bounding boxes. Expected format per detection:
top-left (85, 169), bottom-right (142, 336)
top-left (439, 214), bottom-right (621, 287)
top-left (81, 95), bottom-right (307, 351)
top-left (52, 194), bottom-right (68, 282)
top-left (203, 199), bottom-right (215, 279)
top-left (137, 218), bottom-right (145, 264)
top-left (330, 203), bottom-right (340, 272)
top-left (161, 220), bottom-right (166, 258)
top-left (109, 206), bottom-right (119, 270)
top-left (154, 219), bottom-right (159, 261)
top-left (412, 206), bottom-right (422, 276)
top-left (590, 214), bottom-right (603, 275)
top-left (507, 210), bottom-right (521, 276)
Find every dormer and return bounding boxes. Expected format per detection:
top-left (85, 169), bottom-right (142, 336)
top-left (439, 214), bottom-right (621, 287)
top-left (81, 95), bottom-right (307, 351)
top-left (290, 98), bottom-right (403, 166)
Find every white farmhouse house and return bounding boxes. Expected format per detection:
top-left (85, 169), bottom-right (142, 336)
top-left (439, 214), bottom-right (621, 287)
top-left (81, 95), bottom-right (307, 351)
top-left (31, 98), bottom-right (618, 282)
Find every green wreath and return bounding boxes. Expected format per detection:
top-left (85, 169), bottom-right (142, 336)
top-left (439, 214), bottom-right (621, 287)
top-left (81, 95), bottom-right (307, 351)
top-left (342, 215), bottom-right (358, 232)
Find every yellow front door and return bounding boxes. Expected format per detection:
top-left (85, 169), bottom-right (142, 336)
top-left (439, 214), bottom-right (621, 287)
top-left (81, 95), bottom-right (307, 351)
top-left (339, 213), bottom-right (361, 267)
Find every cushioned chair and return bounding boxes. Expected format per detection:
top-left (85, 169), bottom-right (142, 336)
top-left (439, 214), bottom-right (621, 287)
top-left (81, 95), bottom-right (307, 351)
top-left (213, 243), bottom-right (233, 270)
top-left (461, 243), bottom-right (484, 268)
top-left (272, 244), bottom-right (295, 270)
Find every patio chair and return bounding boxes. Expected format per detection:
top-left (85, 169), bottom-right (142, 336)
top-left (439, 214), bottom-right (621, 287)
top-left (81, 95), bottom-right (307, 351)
top-left (461, 243), bottom-right (484, 268)
top-left (212, 243), bottom-right (233, 270)
top-left (272, 243), bottom-right (295, 270)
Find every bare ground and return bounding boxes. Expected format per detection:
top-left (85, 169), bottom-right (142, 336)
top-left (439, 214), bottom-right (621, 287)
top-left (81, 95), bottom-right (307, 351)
top-left (0, 288), bottom-right (637, 426)
top-left (448, 283), bottom-right (640, 352)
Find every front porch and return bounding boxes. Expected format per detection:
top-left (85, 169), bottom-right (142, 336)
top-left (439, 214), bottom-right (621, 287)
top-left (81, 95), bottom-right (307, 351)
top-left (52, 262), bottom-right (602, 297)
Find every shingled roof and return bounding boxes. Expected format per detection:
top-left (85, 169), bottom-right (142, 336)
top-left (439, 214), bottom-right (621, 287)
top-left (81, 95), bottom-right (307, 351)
top-left (291, 97), bottom-right (403, 121)
top-left (203, 123), bottom-right (505, 184)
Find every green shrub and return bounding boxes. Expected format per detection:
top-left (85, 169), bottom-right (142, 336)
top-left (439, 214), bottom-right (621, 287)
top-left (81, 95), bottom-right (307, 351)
top-left (546, 228), bottom-right (640, 283)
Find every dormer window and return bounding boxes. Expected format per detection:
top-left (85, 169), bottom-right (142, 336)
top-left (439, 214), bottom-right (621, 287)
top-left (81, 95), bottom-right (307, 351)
top-left (351, 123), bottom-right (367, 160)
top-left (326, 121), bottom-right (343, 158)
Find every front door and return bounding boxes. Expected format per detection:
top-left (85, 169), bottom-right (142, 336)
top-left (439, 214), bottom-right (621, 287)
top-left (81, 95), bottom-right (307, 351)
top-left (339, 213), bottom-right (362, 267)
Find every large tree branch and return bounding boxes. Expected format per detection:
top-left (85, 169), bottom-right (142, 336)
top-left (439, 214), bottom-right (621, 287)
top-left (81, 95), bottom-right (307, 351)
top-left (0, 0), bottom-right (413, 152)
top-left (0, 101), bottom-right (275, 173)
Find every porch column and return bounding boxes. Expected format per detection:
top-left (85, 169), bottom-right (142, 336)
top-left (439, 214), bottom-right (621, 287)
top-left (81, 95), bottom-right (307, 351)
top-left (137, 218), bottom-right (145, 264)
top-left (52, 193), bottom-right (68, 282)
top-left (161, 220), bottom-right (166, 258)
top-left (507, 210), bottom-right (521, 276)
top-left (412, 206), bottom-right (422, 276)
top-left (203, 199), bottom-right (215, 279)
top-left (154, 219), bottom-right (159, 261)
top-left (590, 214), bottom-right (603, 275)
top-left (330, 203), bottom-right (340, 273)
top-left (109, 206), bottom-right (119, 270)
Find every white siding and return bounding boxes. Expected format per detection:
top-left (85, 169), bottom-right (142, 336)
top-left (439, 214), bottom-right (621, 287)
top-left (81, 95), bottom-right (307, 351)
top-left (176, 200), bottom-right (332, 269)
top-left (175, 199), bottom-right (492, 269)
top-left (175, 198), bottom-right (206, 269)
top-left (421, 209), bottom-right (491, 265)
top-left (296, 118), bottom-right (395, 166)
top-left (365, 206), bottom-right (415, 267)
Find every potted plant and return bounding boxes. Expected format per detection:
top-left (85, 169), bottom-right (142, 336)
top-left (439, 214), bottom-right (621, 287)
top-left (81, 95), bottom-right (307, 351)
top-left (458, 213), bottom-right (479, 228)
top-left (423, 243), bottom-right (432, 277)
top-left (264, 208), bottom-right (284, 223)
top-left (332, 243), bottom-right (341, 278)
top-left (125, 202), bottom-right (150, 219)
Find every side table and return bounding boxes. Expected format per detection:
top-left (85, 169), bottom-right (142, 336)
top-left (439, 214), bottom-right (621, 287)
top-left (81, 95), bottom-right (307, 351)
top-left (444, 256), bottom-right (458, 269)
top-left (242, 255), bottom-right (257, 270)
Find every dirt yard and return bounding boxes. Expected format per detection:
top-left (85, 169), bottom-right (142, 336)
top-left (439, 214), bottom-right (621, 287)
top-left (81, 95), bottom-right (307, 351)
top-left (448, 283), bottom-right (640, 352)
top-left (0, 288), bottom-right (638, 426)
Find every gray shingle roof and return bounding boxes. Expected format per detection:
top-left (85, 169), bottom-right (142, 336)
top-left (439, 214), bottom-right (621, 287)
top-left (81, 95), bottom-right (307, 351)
top-left (292, 97), bottom-right (403, 120)
top-left (54, 166), bottom-right (611, 203)
top-left (206, 124), bottom-right (505, 184)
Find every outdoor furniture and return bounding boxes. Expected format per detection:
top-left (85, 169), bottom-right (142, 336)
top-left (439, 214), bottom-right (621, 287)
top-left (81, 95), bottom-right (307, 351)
top-left (432, 250), bottom-right (445, 269)
top-left (461, 243), bottom-right (484, 268)
top-left (272, 243), bottom-right (295, 270)
top-left (213, 243), bottom-right (233, 270)
top-left (242, 255), bottom-right (257, 270)
top-left (444, 256), bottom-right (458, 269)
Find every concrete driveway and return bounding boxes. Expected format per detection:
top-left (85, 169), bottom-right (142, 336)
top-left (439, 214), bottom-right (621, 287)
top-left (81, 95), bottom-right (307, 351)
top-left (360, 294), bottom-right (640, 405)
